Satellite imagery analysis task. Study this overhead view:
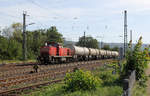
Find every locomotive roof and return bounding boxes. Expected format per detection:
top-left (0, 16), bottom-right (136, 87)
top-left (46, 42), bottom-right (62, 46)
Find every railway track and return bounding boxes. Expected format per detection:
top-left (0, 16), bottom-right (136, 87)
top-left (0, 59), bottom-right (115, 78)
top-left (0, 62), bottom-right (75, 78)
top-left (0, 59), bottom-right (116, 95)
top-left (0, 62), bottom-right (36, 73)
top-left (0, 79), bottom-right (63, 96)
top-left (0, 62), bottom-right (36, 66)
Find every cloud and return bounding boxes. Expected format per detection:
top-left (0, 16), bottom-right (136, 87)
top-left (114, 0), bottom-right (150, 12)
top-left (0, 1), bottom-right (85, 27)
top-left (120, 0), bottom-right (150, 6)
top-left (0, 0), bottom-right (150, 43)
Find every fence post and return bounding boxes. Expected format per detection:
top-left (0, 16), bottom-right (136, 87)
top-left (122, 70), bottom-right (136, 96)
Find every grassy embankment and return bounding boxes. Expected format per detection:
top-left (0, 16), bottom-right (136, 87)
top-left (0, 59), bottom-right (36, 64)
top-left (132, 82), bottom-right (147, 96)
top-left (22, 63), bottom-right (123, 96)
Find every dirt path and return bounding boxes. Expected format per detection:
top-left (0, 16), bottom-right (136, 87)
top-left (146, 63), bottom-right (150, 96)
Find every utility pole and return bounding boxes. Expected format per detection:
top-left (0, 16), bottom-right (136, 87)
top-left (101, 41), bottom-right (103, 49)
top-left (130, 30), bottom-right (132, 42)
top-left (130, 30), bottom-right (132, 51)
top-left (83, 31), bottom-right (86, 47)
top-left (23, 11), bottom-right (27, 61)
top-left (124, 10), bottom-right (128, 57)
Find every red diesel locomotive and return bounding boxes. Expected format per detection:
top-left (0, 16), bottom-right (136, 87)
top-left (38, 42), bottom-right (72, 64)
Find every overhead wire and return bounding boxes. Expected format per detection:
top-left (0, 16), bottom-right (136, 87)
top-left (25, 0), bottom-right (80, 23)
top-left (24, 0), bottom-right (83, 41)
top-left (25, 0), bottom-right (63, 18)
top-left (27, 16), bottom-right (47, 29)
top-left (24, 0), bottom-right (65, 30)
top-left (0, 11), bottom-right (21, 19)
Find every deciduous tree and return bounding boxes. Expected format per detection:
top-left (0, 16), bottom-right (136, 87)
top-left (76, 36), bottom-right (99, 48)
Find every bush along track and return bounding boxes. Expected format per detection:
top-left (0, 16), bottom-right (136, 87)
top-left (64, 69), bottom-right (102, 92)
top-left (121, 36), bottom-right (150, 95)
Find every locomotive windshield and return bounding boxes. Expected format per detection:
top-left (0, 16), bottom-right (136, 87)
top-left (45, 42), bottom-right (59, 47)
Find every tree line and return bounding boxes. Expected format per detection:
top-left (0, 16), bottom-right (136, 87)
top-left (0, 23), bottom-right (63, 60)
top-left (76, 36), bottom-right (119, 51)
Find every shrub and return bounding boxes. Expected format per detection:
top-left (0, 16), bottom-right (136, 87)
top-left (99, 70), bottom-right (119, 86)
top-left (64, 69), bottom-right (102, 92)
top-left (123, 37), bottom-right (149, 87)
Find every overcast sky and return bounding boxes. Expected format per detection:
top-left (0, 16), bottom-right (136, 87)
top-left (0, 0), bottom-right (150, 43)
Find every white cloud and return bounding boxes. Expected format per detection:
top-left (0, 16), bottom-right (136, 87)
top-left (115, 0), bottom-right (150, 12)
top-left (0, 0), bottom-right (150, 43)
top-left (120, 0), bottom-right (150, 6)
top-left (0, 1), bottom-right (85, 27)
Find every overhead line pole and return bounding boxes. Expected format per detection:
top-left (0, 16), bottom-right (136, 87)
top-left (130, 30), bottom-right (132, 42)
top-left (23, 11), bottom-right (27, 61)
top-left (130, 30), bottom-right (132, 51)
top-left (124, 10), bottom-right (128, 57)
top-left (84, 31), bottom-right (86, 47)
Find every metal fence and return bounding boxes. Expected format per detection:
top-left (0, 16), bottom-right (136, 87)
top-left (122, 70), bottom-right (136, 96)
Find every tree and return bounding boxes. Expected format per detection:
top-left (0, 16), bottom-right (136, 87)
top-left (0, 29), bottom-right (2, 36)
top-left (27, 29), bottom-right (46, 59)
top-left (0, 35), bottom-right (22, 60)
top-left (76, 36), bottom-right (99, 48)
top-left (102, 45), bottom-right (110, 50)
top-left (11, 23), bottom-right (23, 43)
top-left (0, 23), bottom-right (23, 60)
top-left (7, 39), bottom-right (22, 59)
top-left (0, 25), bottom-right (64, 60)
top-left (0, 36), bottom-right (9, 60)
top-left (46, 26), bottom-right (63, 43)
top-left (2, 26), bottom-right (13, 38)
top-left (111, 46), bottom-right (119, 51)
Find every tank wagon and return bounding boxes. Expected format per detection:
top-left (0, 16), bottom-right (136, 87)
top-left (68, 45), bottom-right (90, 61)
top-left (38, 42), bottom-right (119, 64)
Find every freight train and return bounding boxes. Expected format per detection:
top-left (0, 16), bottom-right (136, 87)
top-left (37, 42), bottom-right (119, 64)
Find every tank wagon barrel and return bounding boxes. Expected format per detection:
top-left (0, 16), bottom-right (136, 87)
top-left (67, 45), bottom-right (90, 56)
top-left (89, 48), bottom-right (97, 56)
top-left (67, 45), bottom-right (90, 61)
top-left (95, 49), bottom-right (99, 55)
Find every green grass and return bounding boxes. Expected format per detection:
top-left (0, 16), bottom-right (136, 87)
top-left (0, 59), bottom-right (36, 64)
top-left (132, 82), bottom-right (147, 96)
top-left (23, 83), bottom-right (122, 96)
top-left (23, 64), bottom-right (123, 96)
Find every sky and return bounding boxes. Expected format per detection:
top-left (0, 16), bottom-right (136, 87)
top-left (0, 0), bottom-right (150, 43)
